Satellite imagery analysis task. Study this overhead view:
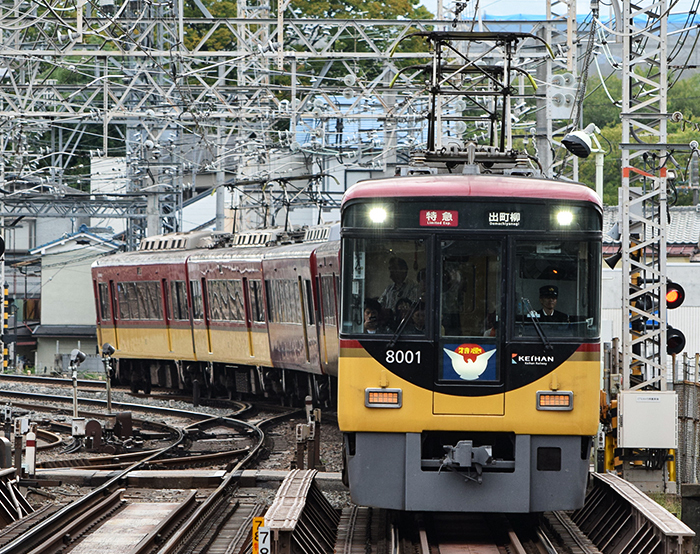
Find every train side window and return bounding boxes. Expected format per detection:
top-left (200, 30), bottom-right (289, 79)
top-left (321, 275), bottom-right (336, 326)
top-left (116, 283), bottom-right (128, 319)
top-left (124, 282), bottom-right (140, 319)
top-left (248, 279), bottom-right (266, 323)
top-left (142, 282), bottom-right (162, 320)
top-left (292, 279), bottom-right (302, 323)
top-left (171, 281), bottom-right (189, 320)
top-left (162, 280), bottom-right (170, 320)
top-left (228, 280), bottom-right (245, 322)
top-left (266, 279), bottom-right (302, 324)
top-left (207, 281), bottom-right (225, 320)
top-left (190, 280), bottom-right (204, 320)
top-left (281, 279), bottom-right (300, 323)
top-left (304, 279), bottom-right (315, 325)
top-left (98, 283), bottom-right (111, 321)
top-left (265, 280), bottom-right (278, 323)
top-left (281, 280), bottom-right (291, 322)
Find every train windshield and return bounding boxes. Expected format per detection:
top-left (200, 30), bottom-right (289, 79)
top-left (513, 240), bottom-right (600, 339)
top-left (341, 238), bottom-right (427, 335)
top-left (440, 239), bottom-right (502, 338)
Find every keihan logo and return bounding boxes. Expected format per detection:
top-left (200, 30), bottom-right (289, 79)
top-left (512, 353), bottom-right (555, 365)
top-left (443, 343), bottom-right (495, 381)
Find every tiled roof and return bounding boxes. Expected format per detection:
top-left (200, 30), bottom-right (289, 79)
top-left (604, 206), bottom-right (700, 245)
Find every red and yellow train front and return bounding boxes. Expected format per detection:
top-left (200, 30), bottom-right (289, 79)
top-left (338, 175), bottom-right (602, 513)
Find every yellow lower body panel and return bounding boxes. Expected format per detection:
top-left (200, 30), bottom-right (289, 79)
top-left (338, 353), bottom-right (599, 436)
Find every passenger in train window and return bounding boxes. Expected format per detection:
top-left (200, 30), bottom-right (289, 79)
top-left (483, 312), bottom-right (498, 337)
top-left (364, 298), bottom-right (389, 334)
top-left (394, 297), bottom-right (413, 328)
top-left (407, 301), bottom-right (426, 334)
top-left (536, 285), bottom-right (569, 323)
top-left (379, 257), bottom-right (419, 312)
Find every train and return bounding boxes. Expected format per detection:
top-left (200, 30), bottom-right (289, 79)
top-left (92, 172), bottom-right (602, 513)
top-left (337, 173), bottom-right (602, 513)
top-left (92, 225), bottom-right (340, 404)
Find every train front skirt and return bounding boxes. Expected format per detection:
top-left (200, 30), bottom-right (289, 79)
top-left (344, 432), bottom-right (591, 512)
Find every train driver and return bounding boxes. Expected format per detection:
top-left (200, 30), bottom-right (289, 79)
top-left (537, 285), bottom-right (569, 323)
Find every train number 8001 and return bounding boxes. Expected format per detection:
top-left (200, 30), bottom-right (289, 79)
top-left (385, 349), bottom-right (421, 364)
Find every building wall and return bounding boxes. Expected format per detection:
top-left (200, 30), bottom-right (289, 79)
top-left (35, 338), bottom-right (100, 374)
top-left (40, 252), bottom-right (97, 326)
top-left (34, 239), bottom-right (116, 372)
top-left (602, 265), bottom-right (700, 357)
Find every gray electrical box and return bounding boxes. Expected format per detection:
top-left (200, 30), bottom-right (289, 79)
top-left (618, 390), bottom-right (678, 449)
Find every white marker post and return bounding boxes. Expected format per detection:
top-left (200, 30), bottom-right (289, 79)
top-left (25, 426), bottom-right (35, 478)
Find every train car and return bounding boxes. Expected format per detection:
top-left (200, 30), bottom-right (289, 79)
top-left (92, 227), bottom-right (340, 401)
top-left (314, 239), bottom-right (341, 378)
top-left (93, 249), bottom-right (195, 393)
top-left (185, 247), bottom-right (269, 364)
top-left (338, 173), bottom-right (602, 513)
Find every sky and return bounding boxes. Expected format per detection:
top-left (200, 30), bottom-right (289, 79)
top-left (421, 0), bottom-right (696, 19)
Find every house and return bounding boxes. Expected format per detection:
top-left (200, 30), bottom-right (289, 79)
top-left (29, 226), bottom-right (122, 373)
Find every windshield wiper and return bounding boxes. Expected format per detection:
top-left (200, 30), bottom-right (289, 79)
top-left (388, 296), bottom-right (422, 349)
top-left (522, 297), bottom-right (553, 351)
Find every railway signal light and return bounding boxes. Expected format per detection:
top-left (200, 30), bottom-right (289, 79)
top-left (666, 282), bottom-right (685, 309)
top-left (667, 326), bottom-right (686, 355)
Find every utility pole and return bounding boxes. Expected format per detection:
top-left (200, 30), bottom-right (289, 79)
top-left (617, 0), bottom-right (678, 493)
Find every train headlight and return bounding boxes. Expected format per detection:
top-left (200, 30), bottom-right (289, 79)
top-left (365, 388), bottom-right (402, 408)
top-left (368, 207), bottom-right (388, 224)
top-left (556, 210), bottom-right (574, 226)
top-left (536, 391), bottom-right (573, 411)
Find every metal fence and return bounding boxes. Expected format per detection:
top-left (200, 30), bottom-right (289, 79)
top-left (674, 353), bottom-right (700, 484)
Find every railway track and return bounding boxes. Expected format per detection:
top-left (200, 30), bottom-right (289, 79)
top-left (0, 373), bottom-right (249, 410)
top-left (0, 382), bottom-right (692, 554)
top-left (0, 459), bottom-right (693, 554)
top-left (0, 389), bottom-right (300, 474)
top-left (0, 395), bottom-right (271, 554)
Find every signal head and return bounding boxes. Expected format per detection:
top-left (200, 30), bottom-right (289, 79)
top-left (667, 326), bottom-right (686, 355)
top-left (666, 281), bottom-right (685, 309)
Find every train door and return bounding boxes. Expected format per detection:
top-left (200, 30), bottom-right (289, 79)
top-left (189, 278), bottom-right (208, 359)
top-left (317, 273), bottom-right (339, 374)
top-left (433, 238), bottom-right (505, 416)
top-left (162, 279), bottom-right (173, 352)
top-left (200, 278), bottom-right (213, 354)
top-left (109, 280), bottom-right (119, 350)
top-left (300, 277), bottom-right (320, 368)
top-left (242, 278), bottom-right (254, 357)
top-left (316, 276), bottom-right (328, 367)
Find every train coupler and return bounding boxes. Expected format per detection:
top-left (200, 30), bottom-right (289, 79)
top-left (440, 440), bottom-right (494, 484)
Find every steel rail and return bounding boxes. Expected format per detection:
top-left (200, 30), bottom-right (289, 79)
top-left (154, 410), bottom-right (300, 554)
top-left (35, 429), bottom-right (62, 451)
top-left (24, 489), bottom-right (126, 554)
top-left (127, 490), bottom-right (199, 554)
top-left (0, 389), bottom-right (250, 420)
top-left (0, 374), bottom-right (107, 389)
top-left (0, 425), bottom-right (186, 554)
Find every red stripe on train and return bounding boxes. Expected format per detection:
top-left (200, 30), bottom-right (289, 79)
top-left (340, 339), bottom-right (363, 349)
top-left (576, 343), bottom-right (600, 352)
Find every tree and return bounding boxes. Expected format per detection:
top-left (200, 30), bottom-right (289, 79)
top-left (582, 74), bottom-right (621, 131)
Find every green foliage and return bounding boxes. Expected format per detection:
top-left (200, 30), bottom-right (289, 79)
top-left (575, 123), bottom-right (622, 205)
top-left (582, 75), bottom-right (621, 130)
top-left (577, 72), bottom-right (700, 206)
top-left (183, 0), bottom-right (237, 51)
top-left (289, 0), bottom-right (431, 19)
top-left (669, 73), bottom-right (700, 120)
